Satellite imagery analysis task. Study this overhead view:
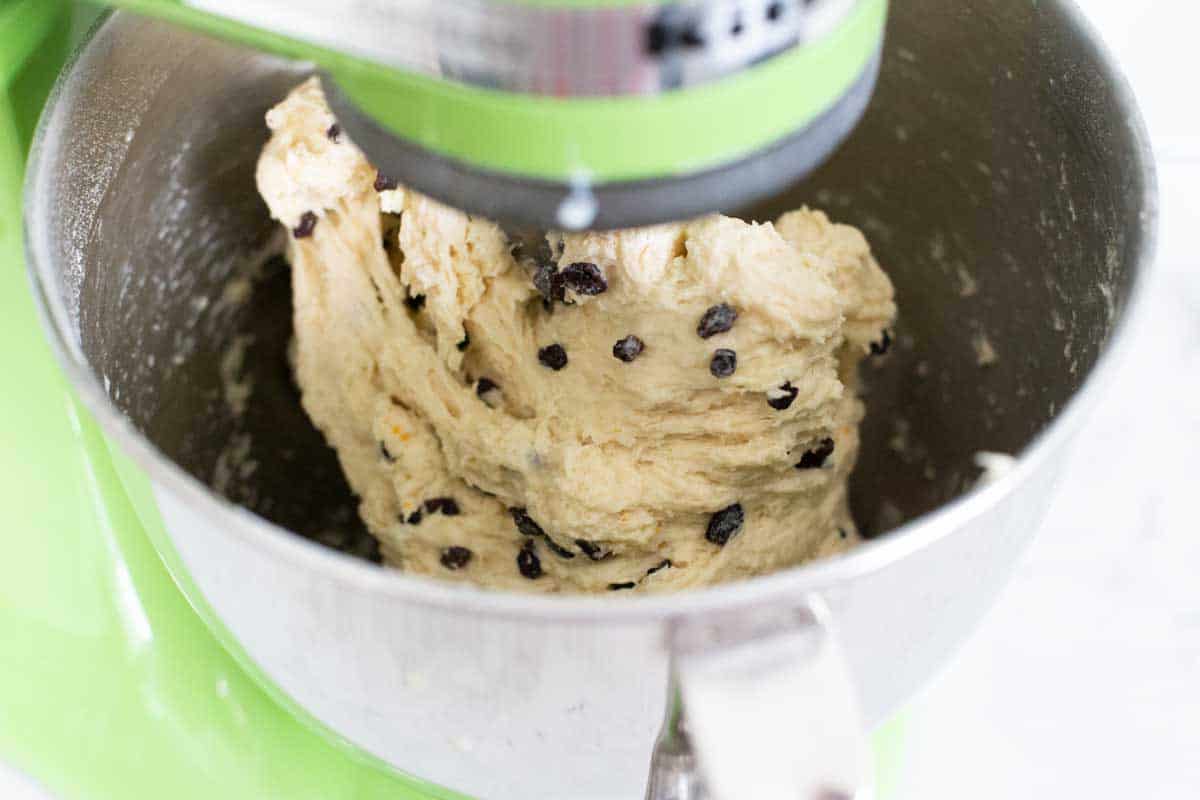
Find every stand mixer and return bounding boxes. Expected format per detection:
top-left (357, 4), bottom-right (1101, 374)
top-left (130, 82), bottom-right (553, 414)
top-left (3, 1), bottom-right (1157, 799)
top-left (106, 0), bottom-right (888, 229)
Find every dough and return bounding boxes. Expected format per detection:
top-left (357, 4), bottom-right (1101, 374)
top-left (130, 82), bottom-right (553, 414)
top-left (256, 79), bottom-right (896, 594)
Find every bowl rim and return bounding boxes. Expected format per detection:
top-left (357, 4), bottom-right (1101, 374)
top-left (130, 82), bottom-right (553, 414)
top-left (22, 5), bottom-right (1159, 624)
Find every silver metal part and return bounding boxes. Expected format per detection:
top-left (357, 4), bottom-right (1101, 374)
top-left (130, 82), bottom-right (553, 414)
top-left (651, 602), bottom-right (867, 800)
top-left (645, 675), bottom-right (708, 800)
top-left (323, 48), bottom-right (881, 229)
top-left (186, 0), bottom-right (863, 96)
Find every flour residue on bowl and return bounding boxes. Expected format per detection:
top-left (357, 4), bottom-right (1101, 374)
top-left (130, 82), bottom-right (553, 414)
top-left (212, 431), bottom-right (257, 498)
top-left (219, 333), bottom-right (256, 417)
top-left (972, 333), bottom-right (998, 367)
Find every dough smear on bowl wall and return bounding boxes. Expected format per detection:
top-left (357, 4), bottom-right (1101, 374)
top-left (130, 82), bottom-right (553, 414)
top-left (257, 79), bottom-right (897, 594)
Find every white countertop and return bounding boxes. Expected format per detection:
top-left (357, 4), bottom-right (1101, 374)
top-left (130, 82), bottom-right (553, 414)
top-left (891, 2), bottom-right (1200, 797)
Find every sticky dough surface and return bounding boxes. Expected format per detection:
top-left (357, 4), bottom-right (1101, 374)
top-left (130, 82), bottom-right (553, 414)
top-left (256, 79), bottom-right (896, 594)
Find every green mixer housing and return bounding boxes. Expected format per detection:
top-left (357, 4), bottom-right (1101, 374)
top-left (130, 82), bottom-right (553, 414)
top-left (105, 0), bottom-right (888, 228)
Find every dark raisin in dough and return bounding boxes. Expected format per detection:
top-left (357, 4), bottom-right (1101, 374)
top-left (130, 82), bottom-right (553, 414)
top-left (476, 377), bottom-right (499, 397)
top-left (560, 262), bottom-right (607, 295)
top-left (292, 211), bottom-right (318, 239)
top-left (510, 508), bottom-right (574, 558)
top-left (440, 546), bottom-right (472, 570)
top-left (509, 507), bottom-right (546, 538)
top-left (576, 539), bottom-right (614, 562)
top-left (796, 438), bottom-right (835, 469)
top-left (768, 382), bottom-right (799, 410)
top-left (326, 124), bottom-right (341, 142)
top-left (517, 542), bottom-right (543, 579)
top-left (710, 349), bottom-right (737, 378)
top-left (379, 442), bottom-right (396, 463)
top-left (425, 497), bottom-right (460, 516)
top-left (538, 344), bottom-right (568, 370)
top-left (697, 303), bottom-right (737, 338)
top-left (374, 172), bottom-right (399, 191)
top-left (612, 335), bottom-right (645, 363)
top-left (705, 503), bottom-right (744, 546)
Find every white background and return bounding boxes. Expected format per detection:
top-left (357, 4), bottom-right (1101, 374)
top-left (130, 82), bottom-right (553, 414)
top-left (891, 1), bottom-right (1200, 798)
top-left (4, 1), bottom-right (1198, 798)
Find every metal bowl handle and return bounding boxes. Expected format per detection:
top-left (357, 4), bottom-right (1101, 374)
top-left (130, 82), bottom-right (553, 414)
top-left (646, 598), bottom-right (869, 800)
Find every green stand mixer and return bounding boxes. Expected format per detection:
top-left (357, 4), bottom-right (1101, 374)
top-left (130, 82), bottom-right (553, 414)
top-left (0, 2), bottom-right (893, 797)
top-left (2, 1), bottom-right (1156, 799)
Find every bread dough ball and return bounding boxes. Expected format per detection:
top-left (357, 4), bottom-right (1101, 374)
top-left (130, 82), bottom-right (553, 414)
top-left (256, 79), bottom-right (896, 594)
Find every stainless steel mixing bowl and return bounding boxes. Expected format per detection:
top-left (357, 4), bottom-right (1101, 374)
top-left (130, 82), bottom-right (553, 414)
top-left (25, 4), bottom-right (1156, 799)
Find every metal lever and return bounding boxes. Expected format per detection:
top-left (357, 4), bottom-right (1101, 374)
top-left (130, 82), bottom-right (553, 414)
top-left (645, 673), bottom-right (708, 800)
top-left (646, 598), bottom-right (868, 800)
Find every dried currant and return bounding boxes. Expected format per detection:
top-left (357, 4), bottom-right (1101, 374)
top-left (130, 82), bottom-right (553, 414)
top-left (710, 349), bottom-right (737, 378)
top-left (560, 262), bottom-right (607, 295)
top-left (705, 503), bottom-right (744, 546)
top-left (517, 541), bottom-right (543, 579)
top-left (509, 507), bottom-right (546, 538)
top-left (538, 344), bottom-right (568, 370)
top-left (542, 537), bottom-right (576, 560)
top-left (440, 546), bottom-right (472, 570)
top-left (292, 211), bottom-right (318, 239)
top-left (646, 559), bottom-right (672, 576)
top-left (576, 539), bottom-right (614, 562)
top-left (767, 381), bottom-right (799, 410)
top-left (697, 303), bottom-right (737, 338)
top-left (424, 497), bottom-right (460, 516)
top-left (796, 438), bottom-right (835, 469)
top-left (612, 335), bottom-right (645, 363)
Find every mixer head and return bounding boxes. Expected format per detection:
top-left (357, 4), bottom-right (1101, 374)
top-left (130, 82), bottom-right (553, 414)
top-left (110, 0), bottom-right (887, 229)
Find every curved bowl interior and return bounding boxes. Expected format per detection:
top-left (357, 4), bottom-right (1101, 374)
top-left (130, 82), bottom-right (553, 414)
top-left (26, 2), bottom-right (1153, 581)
